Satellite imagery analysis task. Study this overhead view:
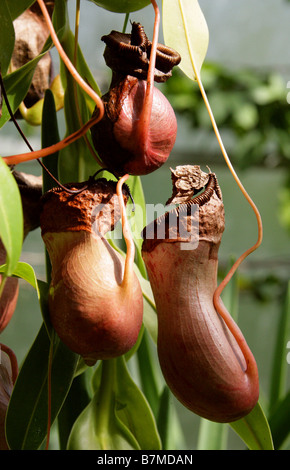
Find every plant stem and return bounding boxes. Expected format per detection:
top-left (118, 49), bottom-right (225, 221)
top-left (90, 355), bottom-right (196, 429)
top-left (37, 0), bottom-right (103, 112)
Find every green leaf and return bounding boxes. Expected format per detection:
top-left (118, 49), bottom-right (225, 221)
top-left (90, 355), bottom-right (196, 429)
top-left (114, 356), bottom-right (161, 449)
top-left (41, 88), bottom-right (61, 281)
top-left (0, 55), bottom-right (46, 128)
top-left (88, 0), bottom-right (151, 13)
top-left (7, 0), bottom-right (35, 21)
top-left (57, 371), bottom-right (92, 450)
top-left (268, 390), bottom-right (290, 449)
top-left (0, 0), bottom-right (67, 128)
top-left (136, 329), bottom-right (162, 416)
top-left (269, 281), bottom-right (290, 413)
top-left (6, 321), bottom-right (79, 450)
top-left (157, 386), bottom-right (187, 450)
top-left (68, 357), bottom-right (161, 450)
top-left (0, 0), bottom-right (15, 76)
top-left (197, 259), bottom-right (238, 450)
top-left (134, 262), bottom-right (157, 343)
top-left (0, 261), bottom-right (39, 296)
top-left (230, 402), bottom-right (274, 450)
top-left (0, 159), bottom-right (23, 278)
top-left (58, 29), bottom-right (101, 183)
top-left (162, 0), bottom-right (209, 81)
top-left (41, 89), bottom-right (60, 193)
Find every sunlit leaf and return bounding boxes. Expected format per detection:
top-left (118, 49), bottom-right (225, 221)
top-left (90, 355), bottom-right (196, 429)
top-left (230, 402), bottom-right (274, 450)
top-left (88, 0), bottom-right (151, 13)
top-left (162, 0), bottom-right (209, 81)
top-left (134, 263), bottom-right (157, 343)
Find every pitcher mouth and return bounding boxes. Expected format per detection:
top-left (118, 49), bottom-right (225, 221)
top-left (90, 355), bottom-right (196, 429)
top-left (141, 170), bottom-right (223, 253)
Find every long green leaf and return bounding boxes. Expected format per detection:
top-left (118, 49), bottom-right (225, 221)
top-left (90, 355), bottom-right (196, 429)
top-left (0, 159), bottom-right (23, 278)
top-left (41, 88), bottom-right (61, 282)
top-left (230, 402), bottom-right (274, 450)
top-left (162, 0), bottom-right (209, 81)
top-left (197, 419), bottom-right (228, 450)
top-left (127, 175), bottom-right (147, 278)
top-left (6, 321), bottom-right (79, 450)
top-left (0, 0), bottom-right (15, 76)
top-left (57, 371), bottom-right (92, 450)
top-left (41, 88), bottom-right (60, 192)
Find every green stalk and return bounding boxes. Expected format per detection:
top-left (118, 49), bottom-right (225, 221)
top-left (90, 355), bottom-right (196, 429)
top-left (97, 360), bottom-right (116, 449)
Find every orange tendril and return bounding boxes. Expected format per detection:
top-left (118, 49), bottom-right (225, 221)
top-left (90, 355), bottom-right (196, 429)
top-left (2, 0), bottom-right (104, 166)
top-left (135, 0), bottom-right (160, 155)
